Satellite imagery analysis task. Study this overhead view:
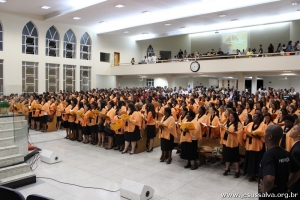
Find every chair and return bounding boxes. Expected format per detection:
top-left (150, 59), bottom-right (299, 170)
top-left (26, 194), bottom-right (54, 200)
top-left (0, 185), bottom-right (25, 200)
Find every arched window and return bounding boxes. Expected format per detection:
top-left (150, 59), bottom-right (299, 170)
top-left (147, 45), bottom-right (154, 57)
top-left (63, 29), bottom-right (76, 59)
top-left (22, 21), bottom-right (38, 54)
top-left (80, 32), bottom-right (91, 60)
top-left (0, 23), bottom-right (3, 51)
top-left (46, 26), bottom-right (59, 57)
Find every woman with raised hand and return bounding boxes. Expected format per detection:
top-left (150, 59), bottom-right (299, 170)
top-left (122, 103), bottom-right (141, 155)
top-left (180, 110), bottom-right (201, 170)
top-left (243, 113), bottom-right (266, 181)
top-left (158, 107), bottom-right (177, 164)
top-left (221, 112), bottom-right (243, 178)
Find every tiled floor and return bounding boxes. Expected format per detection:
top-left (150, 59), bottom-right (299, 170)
top-left (16, 130), bottom-right (258, 200)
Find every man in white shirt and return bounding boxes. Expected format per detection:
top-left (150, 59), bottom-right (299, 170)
top-left (151, 53), bottom-right (157, 64)
top-left (147, 54), bottom-right (152, 64)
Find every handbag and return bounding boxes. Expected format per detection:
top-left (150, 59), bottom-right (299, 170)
top-left (104, 124), bottom-right (113, 135)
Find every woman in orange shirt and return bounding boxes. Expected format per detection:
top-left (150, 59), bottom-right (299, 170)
top-left (55, 99), bottom-right (64, 130)
top-left (122, 104), bottom-right (141, 154)
top-left (263, 113), bottom-right (274, 126)
top-left (246, 100), bottom-right (255, 117)
top-left (32, 98), bottom-right (41, 131)
top-left (144, 103), bottom-right (156, 152)
top-left (180, 111), bottom-right (201, 170)
top-left (221, 112), bottom-right (243, 178)
top-left (156, 100), bottom-right (164, 122)
top-left (113, 109), bottom-right (125, 151)
top-left (104, 101), bottom-right (116, 149)
top-left (280, 115), bottom-right (295, 152)
top-left (97, 100), bottom-right (107, 147)
top-left (159, 107), bottom-right (177, 164)
top-left (82, 103), bottom-right (92, 144)
top-left (243, 113), bottom-right (266, 182)
top-left (208, 106), bottom-right (220, 138)
top-left (196, 106), bottom-right (209, 137)
top-left (69, 99), bottom-right (78, 140)
top-left (63, 99), bottom-right (72, 139)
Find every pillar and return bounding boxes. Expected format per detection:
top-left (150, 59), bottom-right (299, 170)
top-left (188, 77), bottom-right (193, 89)
top-left (236, 73), bottom-right (245, 92)
top-left (251, 75), bottom-right (258, 94)
top-left (166, 75), bottom-right (175, 88)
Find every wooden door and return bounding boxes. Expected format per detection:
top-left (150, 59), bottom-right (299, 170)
top-left (114, 52), bottom-right (120, 66)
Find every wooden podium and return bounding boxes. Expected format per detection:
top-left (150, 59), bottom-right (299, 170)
top-left (135, 129), bottom-right (147, 154)
top-left (47, 115), bottom-right (57, 132)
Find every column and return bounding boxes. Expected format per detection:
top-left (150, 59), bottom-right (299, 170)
top-left (251, 75), bottom-right (258, 94)
top-left (166, 75), bottom-right (175, 88)
top-left (236, 73), bottom-right (245, 92)
top-left (188, 77), bottom-right (193, 89)
top-left (116, 76), bottom-right (120, 88)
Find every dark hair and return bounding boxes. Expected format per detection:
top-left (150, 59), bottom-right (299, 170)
top-left (187, 110), bottom-right (196, 119)
top-left (128, 104), bottom-right (136, 115)
top-left (227, 112), bottom-right (240, 131)
top-left (246, 114), bottom-right (252, 123)
top-left (100, 100), bottom-right (107, 109)
top-left (85, 103), bottom-right (91, 110)
top-left (199, 106), bottom-right (206, 114)
top-left (147, 103), bottom-right (156, 119)
top-left (78, 102), bottom-right (84, 109)
top-left (254, 113), bottom-right (264, 124)
top-left (164, 107), bottom-right (171, 116)
top-left (266, 125), bottom-right (283, 142)
top-left (182, 107), bottom-right (188, 113)
top-left (264, 113), bottom-right (273, 122)
top-left (247, 100), bottom-right (254, 110)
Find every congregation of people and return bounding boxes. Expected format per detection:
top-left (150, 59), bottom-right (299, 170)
top-left (4, 85), bottom-right (300, 198)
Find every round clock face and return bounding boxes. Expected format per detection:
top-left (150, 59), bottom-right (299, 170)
top-left (190, 61), bottom-right (200, 72)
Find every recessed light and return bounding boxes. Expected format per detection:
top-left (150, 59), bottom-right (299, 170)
top-left (180, 27), bottom-right (186, 29)
top-left (73, 17), bottom-right (81, 20)
top-left (283, 70), bottom-right (292, 73)
top-left (142, 33), bottom-right (149, 34)
top-left (164, 23), bottom-right (171, 26)
top-left (142, 11), bottom-right (151, 14)
top-left (219, 14), bottom-right (227, 17)
top-left (292, 2), bottom-right (298, 6)
top-left (41, 6), bottom-right (51, 9)
top-left (123, 31), bottom-right (129, 33)
top-left (231, 19), bottom-right (238, 21)
top-left (115, 4), bottom-right (124, 8)
top-left (0, 0), bottom-right (7, 3)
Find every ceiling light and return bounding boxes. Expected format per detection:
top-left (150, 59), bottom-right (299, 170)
top-left (123, 31), bottom-right (129, 33)
top-left (292, 2), bottom-right (298, 6)
top-left (142, 33), bottom-right (149, 34)
top-left (283, 70), bottom-right (292, 72)
top-left (231, 19), bottom-right (238, 21)
top-left (99, 21), bottom-right (106, 23)
top-left (219, 14), bottom-right (227, 17)
top-left (0, 0), bottom-right (6, 3)
top-left (73, 17), bottom-right (81, 20)
top-left (180, 27), bottom-right (186, 29)
top-left (41, 6), bottom-right (51, 9)
top-left (164, 23), bottom-right (171, 26)
top-left (142, 11), bottom-right (151, 14)
top-left (115, 4), bottom-right (124, 8)
top-left (215, 31), bottom-right (219, 34)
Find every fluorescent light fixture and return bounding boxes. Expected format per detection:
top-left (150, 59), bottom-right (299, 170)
top-left (0, 0), bottom-right (7, 2)
top-left (115, 4), bottom-right (124, 8)
top-left (41, 6), bottom-right (51, 9)
top-left (231, 19), bottom-right (238, 21)
top-left (283, 70), bottom-right (292, 72)
top-left (142, 33), bottom-right (149, 34)
top-left (292, 2), bottom-right (298, 5)
top-left (73, 17), bottom-right (81, 20)
top-left (219, 14), bottom-right (227, 17)
top-left (164, 23), bottom-right (171, 26)
top-left (215, 31), bottom-right (219, 33)
top-left (99, 21), bottom-right (106, 23)
top-left (123, 31), bottom-right (129, 33)
top-left (142, 11), bottom-right (151, 14)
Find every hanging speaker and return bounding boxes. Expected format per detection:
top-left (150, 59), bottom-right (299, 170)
top-left (120, 179), bottom-right (154, 200)
top-left (40, 149), bottom-right (62, 164)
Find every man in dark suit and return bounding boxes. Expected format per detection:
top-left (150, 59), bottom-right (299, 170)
top-left (289, 123), bottom-right (300, 196)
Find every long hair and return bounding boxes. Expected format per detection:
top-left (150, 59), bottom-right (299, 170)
top-left (128, 103), bottom-right (136, 115)
top-left (147, 103), bottom-right (156, 119)
top-left (227, 111), bottom-right (241, 131)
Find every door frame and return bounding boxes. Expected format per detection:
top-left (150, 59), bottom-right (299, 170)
top-left (114, 52), bottom-right (120, 66)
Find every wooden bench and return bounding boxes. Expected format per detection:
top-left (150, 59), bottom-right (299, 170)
top-left (47, 115), bottom-right (57, 132)
top-left (135, 128), bottom-right (161, 154)
top-left (198, 137), bottom-right (222, 166)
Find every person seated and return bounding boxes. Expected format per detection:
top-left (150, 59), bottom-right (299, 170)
top-left (210, 49), bottom-right (216, 55)
top-left (131, 58), bottom-right (135, 65)
top-left (217, 48), bottom-right (224, 55)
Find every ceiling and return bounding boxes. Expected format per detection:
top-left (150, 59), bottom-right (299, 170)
top-left (0, 0), bottom-right (300, 39)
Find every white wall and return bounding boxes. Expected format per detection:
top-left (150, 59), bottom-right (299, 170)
top-left (263, 76), bottom-right (300, 91)
top-left (95, 75), bottom-right (116, 89)
top-left (118, 78), bottom-right (146, 88)
top-left (137, 35), bottom-right (191, 59)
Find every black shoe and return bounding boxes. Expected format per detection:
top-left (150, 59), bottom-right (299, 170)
top-left (191, 165), bottom-right (198, 170)
top-left (223, 169), bottom-right (230, 176)
top-left (105, 147), bottom-right (113, 150)
top-left (121, 150), bottom-right (128, 154)
top-left (147, 148), bottom-right (153, 152)
top-left (160, 158), bottom-right (166, 162)
top-left (114, 148), bottom-right (119, 151)
top-left (234, 171), bottom-right (240, 178)
top-left (166, 158), bottom-right (172, 164)
top-left (184, 164), bottom-right (191, 168)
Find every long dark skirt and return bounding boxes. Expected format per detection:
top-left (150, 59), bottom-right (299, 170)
top-left (115, 134), bottom-right (125, 145)
top-left (63, 121), bottom-right (70, 128)
top-left (180, 140), bottom-right (198, 160)
top-left (124, 126), bottom-right (141, 142)
top-left (70, 122), bottom-right (77, 130)
top-left (243, 150), bottom-right (265, 175)
top-left (222, 144), bottom-right (240, 163)
top-left (161, 134), bottom-right (174, 151)
top-left (147, 125), bottom-right (156, 139)
top-left (82, 126), bottom-right (90, 135)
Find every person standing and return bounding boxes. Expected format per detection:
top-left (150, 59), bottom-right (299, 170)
top-left (289, 123), bottom-right (300, 196)
top-left (258, 125), bottom-right (300, 199)
top-left (131, 58), bottom-right (135, 65)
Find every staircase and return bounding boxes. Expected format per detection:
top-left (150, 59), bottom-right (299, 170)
top-left (0, 114), bottom-right (36, 188)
